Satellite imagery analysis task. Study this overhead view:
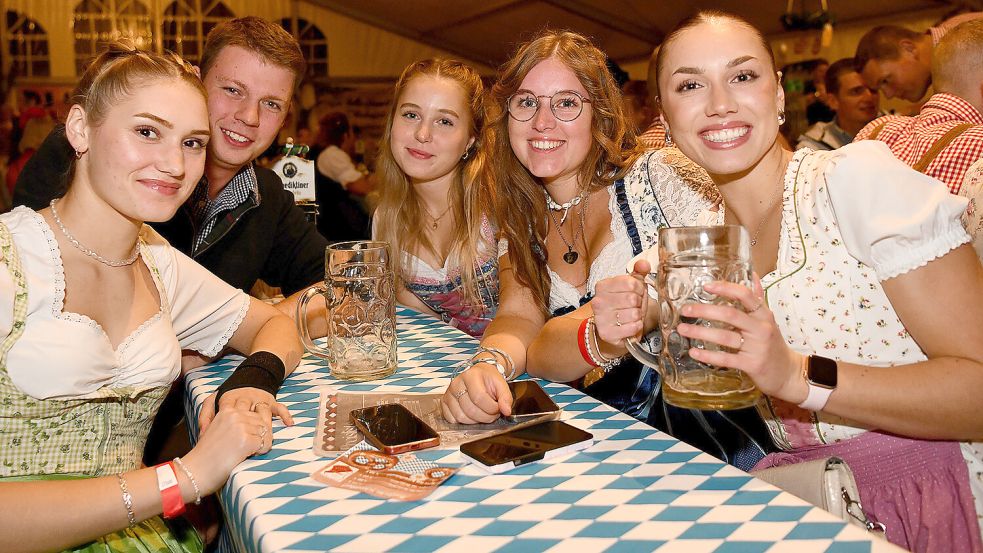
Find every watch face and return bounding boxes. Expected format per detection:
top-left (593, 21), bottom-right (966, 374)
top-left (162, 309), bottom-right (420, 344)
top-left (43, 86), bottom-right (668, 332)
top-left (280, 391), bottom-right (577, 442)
top-left (808, 355), bottom-right (838, 388)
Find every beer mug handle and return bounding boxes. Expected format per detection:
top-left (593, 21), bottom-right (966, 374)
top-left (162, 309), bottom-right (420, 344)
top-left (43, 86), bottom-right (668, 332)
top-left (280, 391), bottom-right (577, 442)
top-left (623, 275), bottom-right (664, 373)
top-left (297, 283), bottom-right (331, 357)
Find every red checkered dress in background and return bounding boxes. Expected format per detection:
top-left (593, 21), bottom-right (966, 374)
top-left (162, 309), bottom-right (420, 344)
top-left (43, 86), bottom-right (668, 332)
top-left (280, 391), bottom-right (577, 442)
top-left (855, 93), bottom-right (983, 194)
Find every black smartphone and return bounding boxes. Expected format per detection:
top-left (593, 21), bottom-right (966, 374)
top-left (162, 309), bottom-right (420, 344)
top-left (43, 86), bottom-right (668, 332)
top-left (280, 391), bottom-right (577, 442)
top-left (507, 380), bottom-right (561, 422)
top-left (460, 420), bottom-right (593, 473)
top-left (349, 403), bottom-right (440, 455)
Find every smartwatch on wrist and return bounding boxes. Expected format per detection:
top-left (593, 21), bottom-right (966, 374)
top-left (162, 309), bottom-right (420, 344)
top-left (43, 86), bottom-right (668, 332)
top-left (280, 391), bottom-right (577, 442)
top-left (797, 354), bottom-right (837, 412)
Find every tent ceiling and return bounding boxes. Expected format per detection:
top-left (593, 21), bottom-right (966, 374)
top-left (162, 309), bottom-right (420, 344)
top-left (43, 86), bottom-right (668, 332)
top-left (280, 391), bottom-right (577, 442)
top-left (306, 0), bottom-right (975, 68)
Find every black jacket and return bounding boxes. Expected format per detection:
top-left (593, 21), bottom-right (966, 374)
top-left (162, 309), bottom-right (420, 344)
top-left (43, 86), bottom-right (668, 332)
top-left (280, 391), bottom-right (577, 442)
top-left (14, 126), bottom-right (327, 295)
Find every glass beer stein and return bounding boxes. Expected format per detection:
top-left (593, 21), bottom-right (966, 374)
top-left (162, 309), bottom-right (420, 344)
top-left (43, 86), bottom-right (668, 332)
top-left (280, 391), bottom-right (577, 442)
top-left (625, 226), bottom-right (760, 410)
top-left (297, 241), bottom-right (397, 381)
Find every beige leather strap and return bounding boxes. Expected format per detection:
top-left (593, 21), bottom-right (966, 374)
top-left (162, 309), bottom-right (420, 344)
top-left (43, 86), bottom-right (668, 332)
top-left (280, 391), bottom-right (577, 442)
top-left (912, 123), bottom-right (973, 173)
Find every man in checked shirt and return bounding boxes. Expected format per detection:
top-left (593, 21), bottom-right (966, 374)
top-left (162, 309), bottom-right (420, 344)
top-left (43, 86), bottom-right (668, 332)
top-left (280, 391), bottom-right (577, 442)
top-left (855, 19), bottom-right (983, 195)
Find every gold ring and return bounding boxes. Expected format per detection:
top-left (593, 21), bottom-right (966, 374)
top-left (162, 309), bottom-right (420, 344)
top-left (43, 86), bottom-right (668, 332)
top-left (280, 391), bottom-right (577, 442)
top-left (252, 402), bottom-right (271, 411)
top-left (258, 425), bottom-right (267, 438)
top-left (748, 300), bottom-right (764, 313)
top-left (615, 312), bottom-right (623, 327)
top-left (738, 334), bottom-right (745, 350)
top-left (454, 388), bottom-right (468, 399)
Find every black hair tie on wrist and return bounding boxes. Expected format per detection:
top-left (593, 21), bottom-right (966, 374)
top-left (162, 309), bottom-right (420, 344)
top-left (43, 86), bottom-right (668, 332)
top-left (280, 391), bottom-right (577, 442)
top-left (215, 351), bottom-right (286, 408)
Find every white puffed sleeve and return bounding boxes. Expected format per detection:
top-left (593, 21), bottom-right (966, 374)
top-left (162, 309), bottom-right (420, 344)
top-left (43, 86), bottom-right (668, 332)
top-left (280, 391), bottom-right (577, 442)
top-left (144, 230), bottom-right (250, 356)
top-left (822, 141), bottom-right (970, 280)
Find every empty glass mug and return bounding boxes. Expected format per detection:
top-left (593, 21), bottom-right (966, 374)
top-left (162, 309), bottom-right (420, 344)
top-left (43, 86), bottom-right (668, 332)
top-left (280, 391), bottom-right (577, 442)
top-left (297, 241), bottom-right (397, 381)
top-left (625, 225), bottom-right (760, 410)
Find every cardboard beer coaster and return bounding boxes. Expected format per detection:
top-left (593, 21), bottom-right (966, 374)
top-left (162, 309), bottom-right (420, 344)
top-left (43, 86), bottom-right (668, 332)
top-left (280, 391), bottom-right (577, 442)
top-left (312, 441), bottom-right (458, 501)
top-left (315, 388), bottom-right (526, 456)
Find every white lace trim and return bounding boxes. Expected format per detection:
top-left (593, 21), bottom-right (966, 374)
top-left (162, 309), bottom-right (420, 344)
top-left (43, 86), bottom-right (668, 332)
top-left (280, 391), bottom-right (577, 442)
top-left (24, 207), bottom-right (164, 350)
top-left (547, 187), bottom-right (633, 312)
top-left (198, 294), bottom-right (250, 357)
top-left (877, 225), bottom-right (971, 280)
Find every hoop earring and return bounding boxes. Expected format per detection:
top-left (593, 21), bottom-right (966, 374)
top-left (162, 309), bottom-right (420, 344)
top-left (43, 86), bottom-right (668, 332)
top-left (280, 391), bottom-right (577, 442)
top-left (777, 110), bottom-right (786, 126)
top-left (664, 127), bottom-right (673, 147)
top-left (461, 150), bottom-right (470, 161)
top-left (74, 149), bottom-right (83, 160)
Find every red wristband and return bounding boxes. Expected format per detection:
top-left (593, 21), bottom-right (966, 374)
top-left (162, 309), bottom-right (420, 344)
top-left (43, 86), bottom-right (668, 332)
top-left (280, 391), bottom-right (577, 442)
top-left (156, 462), bottom-right (186, 519)
top-left (577, 318), bottom-right (598, 367)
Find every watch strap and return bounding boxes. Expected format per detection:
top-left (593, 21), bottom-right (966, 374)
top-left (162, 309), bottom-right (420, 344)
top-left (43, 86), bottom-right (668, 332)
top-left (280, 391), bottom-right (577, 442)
top-left (797, 355), bottom-right (835, 412)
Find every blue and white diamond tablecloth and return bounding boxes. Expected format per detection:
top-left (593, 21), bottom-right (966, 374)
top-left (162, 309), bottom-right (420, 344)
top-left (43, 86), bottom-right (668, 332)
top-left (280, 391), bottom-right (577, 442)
top-left (185, 307), bottom-right (899, 553)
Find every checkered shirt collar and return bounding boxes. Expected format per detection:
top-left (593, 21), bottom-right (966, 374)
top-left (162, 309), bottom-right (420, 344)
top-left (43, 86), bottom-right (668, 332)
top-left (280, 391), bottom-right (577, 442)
top-left (190, 164), bottom-right (260, 250)
top-left (923, 93), bottom-right (983, 126)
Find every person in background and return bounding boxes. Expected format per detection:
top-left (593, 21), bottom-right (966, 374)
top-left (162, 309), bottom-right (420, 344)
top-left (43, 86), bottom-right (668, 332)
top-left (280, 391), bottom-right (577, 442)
top-left (314, 112), bottom-right (374, 197)
top-left (13, 17), bottom-right (330, 332)
top-left (855, 19), bottom-right (983, 194)
top-left (593, 10), bottom-right (983, 549)
top-left (637, 46), bottom-right (667, 150)
top-left (0, 40), bottom-right (302, 553)
top-left (855, 11), bottom-right (983, 102)
top-left (621, 80), bottom-right (654, 136)
top-left (803, 59), bottom-right (836, 125)
top-left (439, 30), bottom-right (769, 470)
top-left (796, 58), bottom-right (878, 150)
top-left (373, 59), bottom-right (499, 338)
top-left (310, 112), bottom-right (372, 240)
top-left (6, 113), bottom-right (54, 199)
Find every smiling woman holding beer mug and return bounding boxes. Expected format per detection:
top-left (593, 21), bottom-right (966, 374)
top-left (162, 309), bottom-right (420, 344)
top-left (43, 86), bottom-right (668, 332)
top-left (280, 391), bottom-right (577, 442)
top-left (590, 11), bottom-right (983, 550)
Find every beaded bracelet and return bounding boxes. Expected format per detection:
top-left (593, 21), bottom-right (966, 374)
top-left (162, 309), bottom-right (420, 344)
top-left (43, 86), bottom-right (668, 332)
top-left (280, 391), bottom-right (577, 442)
top-left (117, 474), bottom-right (136, 528)
top-left (173, 457), bottom-right (202, 505)
top-left (585, 317), bottom-right (622, 372)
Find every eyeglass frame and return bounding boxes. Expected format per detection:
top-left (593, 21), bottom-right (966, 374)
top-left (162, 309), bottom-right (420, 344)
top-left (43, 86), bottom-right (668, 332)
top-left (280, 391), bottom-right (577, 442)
top-left (506, 89), bottom-right (593, 122)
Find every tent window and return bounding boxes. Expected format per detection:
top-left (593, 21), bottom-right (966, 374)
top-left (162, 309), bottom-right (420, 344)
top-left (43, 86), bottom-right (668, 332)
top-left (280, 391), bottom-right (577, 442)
top-left (279, 17), bottom-right (328, 78)
top-left (162, 0), bottom-right (235, 65)
top-left (73, 0), bottom-right (152, 76)
top-left (6, 10), bottom-right (49, 78)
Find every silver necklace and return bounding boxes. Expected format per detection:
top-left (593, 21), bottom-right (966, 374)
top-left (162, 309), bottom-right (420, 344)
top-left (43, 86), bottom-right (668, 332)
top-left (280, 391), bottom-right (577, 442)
top-left (731, 181), bottom-right (783, 247)
top-left (49, 199), bottom-right (140, 267)
top-left (545, 189), bottom-right (586, 224)
top-left (546, 190), bottom-right (588, 264)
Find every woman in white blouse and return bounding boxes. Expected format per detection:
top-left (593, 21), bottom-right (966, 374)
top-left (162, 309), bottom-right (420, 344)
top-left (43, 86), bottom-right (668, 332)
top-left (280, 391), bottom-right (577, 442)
top-left (591, 11), bottom-right (983, 551)
top-left (0, 43), bottom-right (301, 552)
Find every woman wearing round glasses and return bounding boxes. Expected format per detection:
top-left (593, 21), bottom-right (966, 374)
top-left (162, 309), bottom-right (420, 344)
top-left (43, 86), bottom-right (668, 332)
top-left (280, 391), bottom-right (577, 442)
top-left (438, 30), bottom-right (770, 468)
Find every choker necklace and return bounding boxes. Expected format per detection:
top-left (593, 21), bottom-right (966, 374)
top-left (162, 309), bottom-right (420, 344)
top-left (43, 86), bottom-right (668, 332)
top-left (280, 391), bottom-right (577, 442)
top-left (546, 191), bottom-right (588, 264)
top-left (420, 202), bottom-right (452, 230)
top-left (49, 199), bottom-right (140, 267)
top-left (545, 189), bottom-right (586, 225)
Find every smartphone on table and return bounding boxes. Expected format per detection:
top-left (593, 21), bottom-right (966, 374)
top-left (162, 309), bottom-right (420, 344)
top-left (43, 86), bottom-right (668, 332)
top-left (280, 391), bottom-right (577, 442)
top-left (507, 380), bottom-right (561, 422)
top-left (349, 403), bottom-right (440, 455)
top-left (460, 420), bottom-right (593, 474)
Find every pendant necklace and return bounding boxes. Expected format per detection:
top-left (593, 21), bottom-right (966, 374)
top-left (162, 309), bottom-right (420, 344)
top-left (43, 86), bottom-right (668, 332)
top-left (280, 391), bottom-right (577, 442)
top-left (731, 179), bottom-right (783, 247)
top-left (49, 199), bottom-right (140, 267)
top-left (546, 190), bottom-right (587, 264)
top-left (545, 189), bottom-right (586, 225)
top-left (420, 202), bottom-right (452, 230)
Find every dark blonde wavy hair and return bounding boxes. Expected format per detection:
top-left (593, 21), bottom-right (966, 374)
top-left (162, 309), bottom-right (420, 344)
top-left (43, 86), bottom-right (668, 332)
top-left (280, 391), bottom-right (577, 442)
top-left (486, 30), bottom-right (639, 314)
top-left (373, 58), bottom-right (491, 307)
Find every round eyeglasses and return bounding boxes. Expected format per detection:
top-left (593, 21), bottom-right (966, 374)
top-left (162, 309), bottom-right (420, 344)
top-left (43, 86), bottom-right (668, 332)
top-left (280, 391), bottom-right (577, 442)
top-left (507, 90), bottom-right (592, 122)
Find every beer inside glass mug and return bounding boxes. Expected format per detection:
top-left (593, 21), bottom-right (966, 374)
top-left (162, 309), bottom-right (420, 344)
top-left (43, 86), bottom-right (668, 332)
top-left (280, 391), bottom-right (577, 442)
top-left (297, 241), bottom-right (397, 381)
top-left (625, 226), bottom-right (760, 410)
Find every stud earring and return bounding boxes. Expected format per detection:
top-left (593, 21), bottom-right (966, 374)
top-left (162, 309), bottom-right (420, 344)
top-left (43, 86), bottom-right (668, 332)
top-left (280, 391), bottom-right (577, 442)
top-left (665, 127), bottom-right (673, 147)
top-left (778, 110), bottom-right (786, 126)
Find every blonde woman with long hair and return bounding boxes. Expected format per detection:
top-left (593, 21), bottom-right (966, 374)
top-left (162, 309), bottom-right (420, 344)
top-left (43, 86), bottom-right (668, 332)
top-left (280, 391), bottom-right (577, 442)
top-left (373, 59), bottom-right (498, 338)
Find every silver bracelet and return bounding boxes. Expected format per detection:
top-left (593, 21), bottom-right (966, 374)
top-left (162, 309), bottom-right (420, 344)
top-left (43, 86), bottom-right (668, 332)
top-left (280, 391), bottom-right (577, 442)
top-left (173, 457), bottom-right (202, 505)
top-left (117, 474), bottom-right (137, 528)
top-left (470, 356), bottom-right (514, 381)
top-left (477, 346), bottom-right (516, 380)
top-left (586, 317), bottom-right (621, 372)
